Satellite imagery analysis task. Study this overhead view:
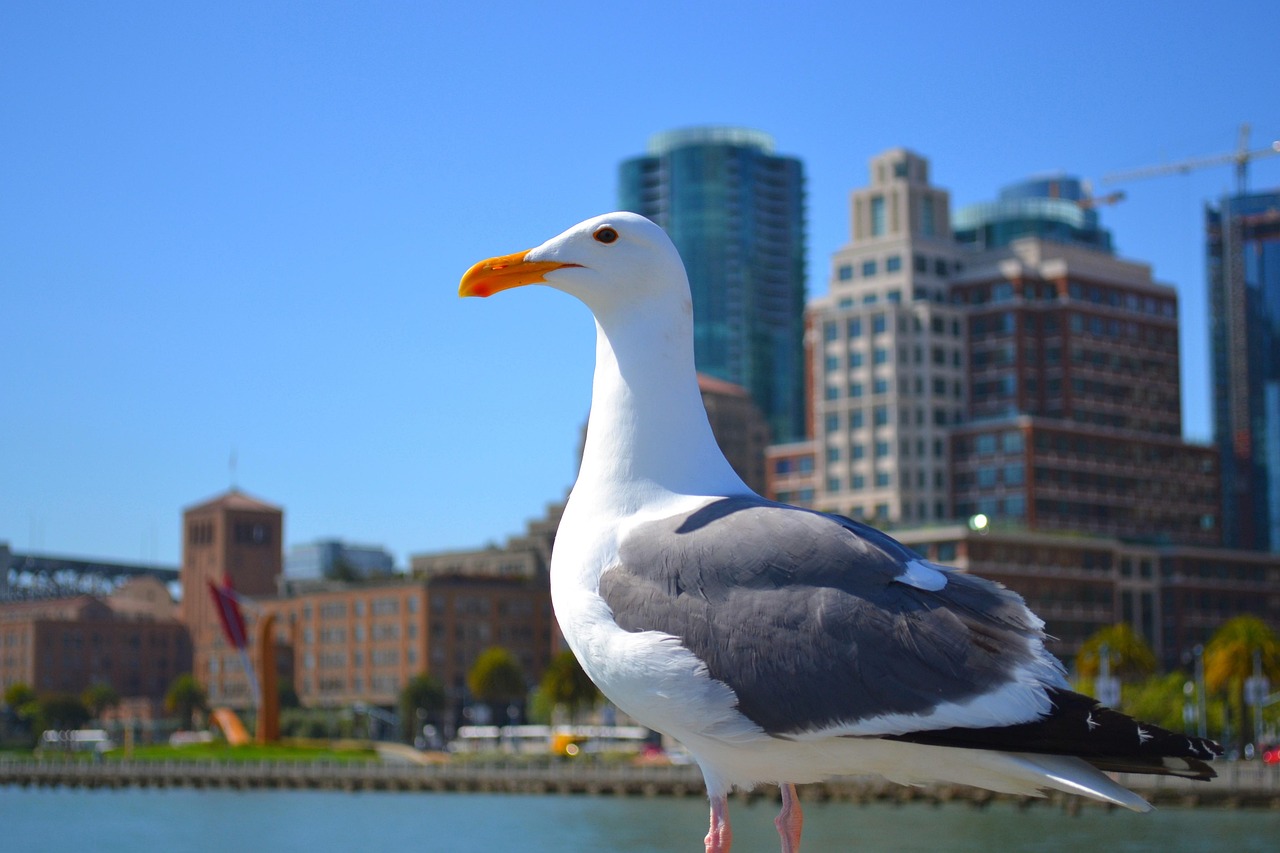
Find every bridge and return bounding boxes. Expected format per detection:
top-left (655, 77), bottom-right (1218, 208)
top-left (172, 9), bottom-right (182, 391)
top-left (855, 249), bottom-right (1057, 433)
top-left (1, 545), bottom-right (179, 601)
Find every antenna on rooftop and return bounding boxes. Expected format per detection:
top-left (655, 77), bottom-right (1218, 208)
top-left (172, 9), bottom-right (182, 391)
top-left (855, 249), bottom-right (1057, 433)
top-left (229, 447), bottom-right (238, 491)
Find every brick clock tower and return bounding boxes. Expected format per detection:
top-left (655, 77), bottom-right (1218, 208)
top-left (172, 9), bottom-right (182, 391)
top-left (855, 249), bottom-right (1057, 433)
top-left (180, 489), bottom-right (283, 707)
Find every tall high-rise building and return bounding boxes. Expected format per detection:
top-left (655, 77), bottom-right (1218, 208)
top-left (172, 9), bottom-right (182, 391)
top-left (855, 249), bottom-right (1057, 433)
top-left (793, 153), bottom-right (1220, 545)
top-left (1208, 190), bottom-right (1280, 552)
top-left (947, 237), bottom-right (1219, 546)
top-left (948, 174), bottom-right (1219, 545)
top-left (619, 126), bottom-right (808, 441)
top-left (807, 149), bottom-right (967, 525)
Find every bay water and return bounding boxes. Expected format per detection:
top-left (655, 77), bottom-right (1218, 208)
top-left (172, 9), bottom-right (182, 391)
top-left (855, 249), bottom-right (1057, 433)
top-left (2, 787), bottom-right (1278, 852)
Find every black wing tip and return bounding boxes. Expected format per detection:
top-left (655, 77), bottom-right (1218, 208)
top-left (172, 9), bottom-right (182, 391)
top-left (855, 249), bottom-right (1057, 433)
top-left (886, 688), bottom-right (1224, 780)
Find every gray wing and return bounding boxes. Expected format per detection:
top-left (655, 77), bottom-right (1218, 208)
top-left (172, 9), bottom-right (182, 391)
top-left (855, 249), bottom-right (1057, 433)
top-left (599, 496), bottom-right (1059, 736)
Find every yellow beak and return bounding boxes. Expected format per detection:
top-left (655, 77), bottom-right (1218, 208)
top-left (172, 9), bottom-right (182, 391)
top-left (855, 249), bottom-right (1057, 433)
top-left (459, 250), bottom-right (580, 298)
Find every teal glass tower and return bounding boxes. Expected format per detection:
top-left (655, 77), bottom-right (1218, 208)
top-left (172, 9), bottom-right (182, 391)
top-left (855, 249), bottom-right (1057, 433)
top-left (619, 127), bottom-right (807, 442)
top-left (1208, 190), bottom-right (1280, 552)
top-left (953, 175), bottom-right (1114, 253)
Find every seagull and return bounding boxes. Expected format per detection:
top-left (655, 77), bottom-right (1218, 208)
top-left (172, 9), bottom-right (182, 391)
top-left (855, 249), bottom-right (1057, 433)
top-left (459, 212), bottom-right (1221, 853)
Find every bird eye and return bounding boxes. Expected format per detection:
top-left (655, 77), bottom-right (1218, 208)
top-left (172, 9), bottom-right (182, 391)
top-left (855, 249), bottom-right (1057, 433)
top-left (593, 227), bottom-right (619, 244)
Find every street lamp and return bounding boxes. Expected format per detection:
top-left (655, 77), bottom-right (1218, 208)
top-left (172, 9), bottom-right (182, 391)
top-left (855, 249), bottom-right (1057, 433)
top-left (1094, 642), bottom-right (1121, 708)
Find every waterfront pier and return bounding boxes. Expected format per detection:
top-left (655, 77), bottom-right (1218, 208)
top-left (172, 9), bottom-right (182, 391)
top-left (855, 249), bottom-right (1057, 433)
top-left (3, 758), bottom-right (1278, 809)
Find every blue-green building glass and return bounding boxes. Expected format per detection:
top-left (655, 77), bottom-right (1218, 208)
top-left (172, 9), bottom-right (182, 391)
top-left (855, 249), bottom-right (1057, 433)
top-left (953, 175), bottom-right (1114, 253)
top-left (1208, 190), bottom-right (1280, 552)
top-left (619, 127), bottom-right (807, 442)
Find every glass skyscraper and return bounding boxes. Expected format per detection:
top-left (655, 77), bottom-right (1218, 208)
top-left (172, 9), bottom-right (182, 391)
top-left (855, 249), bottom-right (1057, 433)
top-left (618, 127), bottom-right (807, 442)
top-left (953, 175), bottom-right (1114, 253)
top-left (1208, 190), bottom-right (1280, 552)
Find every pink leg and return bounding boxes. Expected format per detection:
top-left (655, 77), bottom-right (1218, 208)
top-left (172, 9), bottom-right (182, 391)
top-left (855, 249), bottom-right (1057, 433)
top-left (705, 794), bottom-right (732, 853)
top-left (774, 783), bottom-right (803, 853)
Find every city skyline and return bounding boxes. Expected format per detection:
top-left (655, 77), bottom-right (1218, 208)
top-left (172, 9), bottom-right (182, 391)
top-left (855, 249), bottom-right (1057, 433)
top-left (3, 3), bottom-right (1279, 568)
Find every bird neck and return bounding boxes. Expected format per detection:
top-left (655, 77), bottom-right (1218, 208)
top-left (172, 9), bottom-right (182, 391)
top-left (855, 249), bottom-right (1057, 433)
top-left (574, 306), bottom-right (749, 516)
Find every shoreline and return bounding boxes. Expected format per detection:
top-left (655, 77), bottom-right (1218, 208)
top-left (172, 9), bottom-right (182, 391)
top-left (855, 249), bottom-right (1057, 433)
top-left (3, 757), bottom-right (1279, 809)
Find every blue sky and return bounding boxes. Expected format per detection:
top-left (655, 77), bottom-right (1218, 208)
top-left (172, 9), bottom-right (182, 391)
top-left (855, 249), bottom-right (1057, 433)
top-left (3, 2), bottom-right (1278, 568)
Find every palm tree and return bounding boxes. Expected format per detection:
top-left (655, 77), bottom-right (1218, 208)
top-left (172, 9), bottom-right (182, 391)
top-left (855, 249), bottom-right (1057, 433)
top-left (164, 674), bottom-right (209, 730)
top-left (1075, 623), bottom-right (1157, 687)
top-left (1204, 616), bottom-right (1280, 750)
top-left (82, 683), bottom-right (121, 723)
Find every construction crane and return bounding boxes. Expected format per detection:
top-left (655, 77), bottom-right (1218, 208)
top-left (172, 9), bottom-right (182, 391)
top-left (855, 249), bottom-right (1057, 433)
top-left (1103, 123), bottom-right (1280, 195)
top-left (1076, 190), bottom-right (1126, 210)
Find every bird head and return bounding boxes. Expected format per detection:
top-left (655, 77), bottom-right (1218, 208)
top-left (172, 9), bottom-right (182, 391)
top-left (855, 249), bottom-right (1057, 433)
top-left (459, 212), bottom-right (692, 318)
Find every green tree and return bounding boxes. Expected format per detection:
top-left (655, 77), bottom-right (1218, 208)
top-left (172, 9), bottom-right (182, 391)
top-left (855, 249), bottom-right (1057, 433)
top-left (278, 681), bottom-right (301, 710)
top-left (164, 674), bottom-right (209, 730)
top-left (38, 694), bottom-right (91, 731)
top-left (1204, 616), bottom-right (1280, 750)
top-left (82, 683), bottom-right (121, 722)
top-left (3, 683), bottom-right (39, 745)
top-left (467, 647), bottom-right (526, 721)
top-left (1075, 623), bottom-right (1157, 681)
top-left (1115, 671), bottom-right (1224, 734)
top-left (539, 650), bottom-right (599, 722)
top-left (3, 682), bottom-right (37, 718)
top-left (399, 673), bottom-right (447, 743)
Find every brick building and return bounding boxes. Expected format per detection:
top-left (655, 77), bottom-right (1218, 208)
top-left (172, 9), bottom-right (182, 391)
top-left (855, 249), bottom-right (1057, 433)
top-left (897, 526), bottom-right (1280, 670)
top-left (181, 490), bottom-right (557, 719)
top-left (0, 576), bottom-right (191, 710)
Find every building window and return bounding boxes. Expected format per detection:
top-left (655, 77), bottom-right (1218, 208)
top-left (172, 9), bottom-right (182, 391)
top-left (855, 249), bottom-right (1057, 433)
top-left (850, 382), bottom-right (864, 398)
top-left (824, 322), bottom-right (838, 342)
top-left (873, 348), bottom-right (889, 365)
top-left (851, 410), bottom-right (865, 428)
top-left (852, 474), bottom-right (865, 490)
top-left (852, 444), bottom-right (865, 459)
top-left (873, 378), bottom-right (889, 395)
top-left (827, 477), bottom-right (841, 492)
top-left (921, 198), bottom-right (936, 236)
top-left (847, 318), bottom-right (862, 338)
top-left (827, 447), bottom-right (841, 462)
top-left (862, 260), bottom-right (878, 277)
top-left (875, 441), bottom-right (890, 457)
top-left (837, 264), bottom-right (853, 281)
top-left (849, 351), bottom-right (863, 368)
top-left (871, 196), bottom-right (886, 236)
top-left (872, 314), bottom-right (886, 334)
top-left (873, 406), bottom-right (889, 426)
top-left (825, 414), bottom-right (840, 432)
top-left (886, 255), bottom-right (902, 273)
top-left (234, 523), bottom-right (271, 545)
